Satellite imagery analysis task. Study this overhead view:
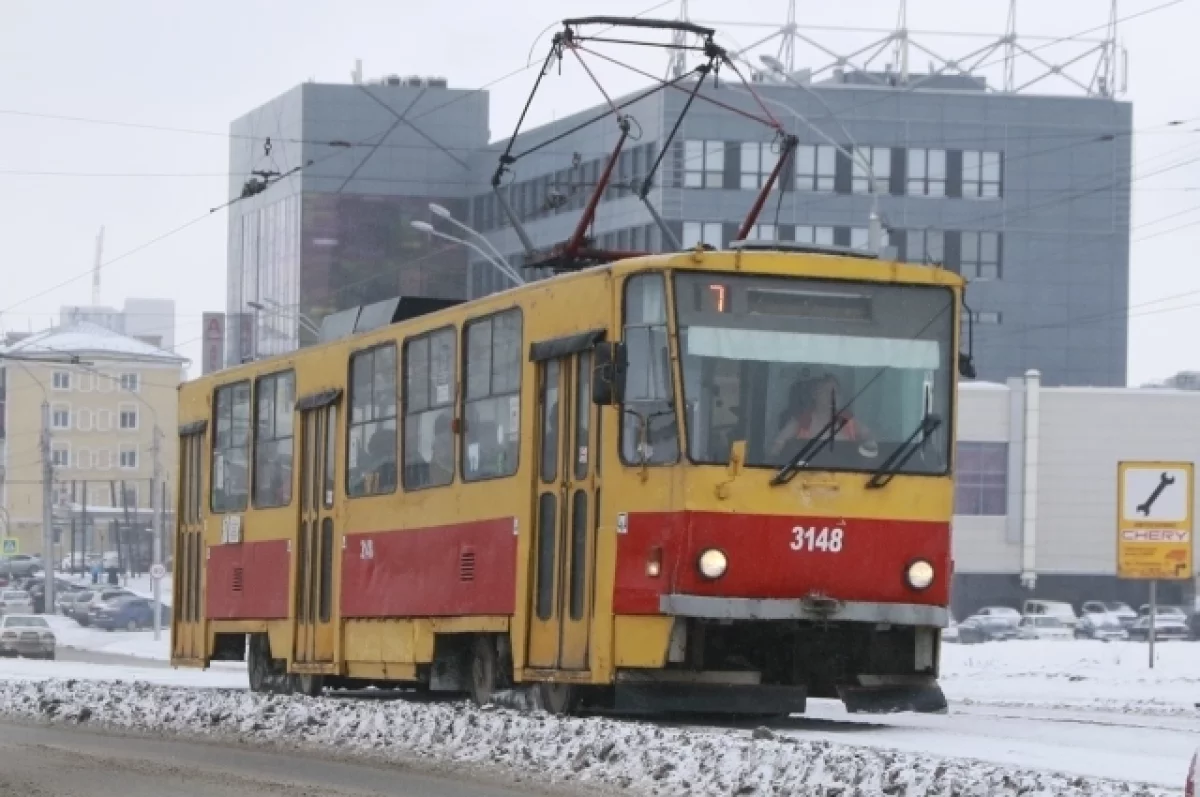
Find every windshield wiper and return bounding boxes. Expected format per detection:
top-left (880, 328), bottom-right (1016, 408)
top-left (865, 414), bottom-right (943, 489)
top-left (770, 414), bottom-right (848, 486)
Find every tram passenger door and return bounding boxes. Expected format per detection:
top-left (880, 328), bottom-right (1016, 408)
top-left (172, 431), bottom-right (206, 662)
top-left (529, 351), bottom-right (599, 671)
top-left (295, 403), bottom-right (339, 665)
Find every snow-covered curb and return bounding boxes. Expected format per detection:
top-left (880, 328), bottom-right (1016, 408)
top-left (0, 680), bottom-right (1175, 797)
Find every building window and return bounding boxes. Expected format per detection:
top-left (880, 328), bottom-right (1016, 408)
top-left (850, 227), bottom-right (892, 251)
top-left (744, 224), bottom-right (776, 241)
top-left (907, 148), bottom-right (946, 196)
top-left (851, 146), bottom-right (891, 194)
top-left (96, 409), bottom-right (112, 432)
top-left (76, 448), bottom-right (92, 470)
top-left (794, 225), bottom-right (835, 245)
top-left (347, 345), bottom-right (398, 497)
top-left (51, 404), bottom-right (70, 430)
top-left (120, 482), bottom-right (139, 509)
top-left (119, 403), bottom-right (139, 430)
top-left (253, 370), bottom-right (295, 507)
top-left (52, 371), bottom-right (70, 391)
top-left (961, 231), bottom-right (1001, 280)
top-left (907, 229), bottom-right (945, 265)
top-left (50, 444), bottom-right (70, 468)
top-left (77, 373), bottom-right (93, 392)
top-left (955, 441), bottom-right (1008, 516)
top-left (796, 144), bottom-right (836, 192)
top-left (119, 373), bottom-right (139, 392)
top-left (463, 310), bottom-right (522, 482)
top-left (681, 222), bottom-right (723, 249)
top-left (403, 328), bottom-right (456, 489)
top-left (76, 408), bottom-right (93, 431)
top-left (211, 381), bottom-right (251, 513)
top-left (684, 140), bottom-right (724, 188)
top-left (95, 448), bottom-right (112, 470)
top-left (963, 150), bottom-right (1002, 198)
top-left (740, 142), bottom-right (778, 189)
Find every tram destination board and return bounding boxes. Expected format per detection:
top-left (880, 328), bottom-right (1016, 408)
top-left (1116, 461), bottom-right (1194, 580)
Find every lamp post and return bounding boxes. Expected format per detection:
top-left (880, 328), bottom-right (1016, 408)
top-left (410, 221), bottom-right (525, 287)
top-left (428, 202), bottom-right (513, 268)
top-left (247, 300), bottom-right (321, 339)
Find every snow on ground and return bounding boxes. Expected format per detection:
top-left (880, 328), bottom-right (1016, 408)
top-left (0, 680), bottom-right (1176, 797)
top-left (942, 638), bottom-right (1200, 715)
top-left (46, 614), bottom-right (171, 661)
top-left (0, 656), bottom-right (244, 688)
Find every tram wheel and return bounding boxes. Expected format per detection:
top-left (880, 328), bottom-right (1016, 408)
top-left (294, 673), bottom-right (324, 697)
top-left (468, 636), bottom-right (499, 706)
top-left (535, 682), bottom-right (576, 715)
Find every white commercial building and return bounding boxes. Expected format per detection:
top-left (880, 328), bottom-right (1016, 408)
top-left (953, 372), bottom-right (1200, 616)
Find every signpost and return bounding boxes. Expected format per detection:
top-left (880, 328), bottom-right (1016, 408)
top-left (1, 538), bottom-right (17, 556)
top-left (1117, 461), bottom-right (1194, 669)
top-left (150, 562), bottom-right (167, 581)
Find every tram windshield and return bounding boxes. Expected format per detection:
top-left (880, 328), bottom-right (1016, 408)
top-left (673, 272), bottom-right (955, 476)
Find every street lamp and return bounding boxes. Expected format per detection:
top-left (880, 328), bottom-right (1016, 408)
top-left (427, 202), bottom-right (513, 268)
top-left (754, 54), bottom-right (887, 254)
top-left (410, 220), bottom-right (525, 287)
top-left (247, 300), bottom-right (321, 338)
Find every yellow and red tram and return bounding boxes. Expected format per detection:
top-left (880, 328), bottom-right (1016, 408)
top-left (173, 243), bottom-right (967, 715)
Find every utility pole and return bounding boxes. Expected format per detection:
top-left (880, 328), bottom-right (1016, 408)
top-left (151, 425), bottom-right (163, 641)
top-left (39, 400), bottom-right (55, 615)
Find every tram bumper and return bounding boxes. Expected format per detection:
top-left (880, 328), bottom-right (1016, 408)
top-left (659, 594), bottom-right (949, 627)
top-left (838, 675), bottom-right (948, 715)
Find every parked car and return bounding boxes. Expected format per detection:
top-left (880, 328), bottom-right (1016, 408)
top-left (956, 614), bottom-right (1017, 643)
top-left (942, 617), bottom-right (960, 643)
top-left (1016, 615), bottom-right (1075, 640)
top-left (0, 614), bottom-right (55, 659)
top-left (1129, 614), bottom-right (1191, 641)
top-left (1075, 611), bottom-right (1129, 641)
top-left (75, 588), bottom-right (134, 626)
top-left (1022, 599), bottom-right (1079, 628)
top-left (62, 590), bottom-right (95, 621)
top-left (1140, 604), bottom-right (1188, 619)
top-left (25, 577), bottom-right (81, 614)
top-left (0, 555), bottom-right (42, 578)
top-left (1081, 601), bottom-right (1137, 628)
top-left (91, 595), bottom-right (171, 632)
top-left (0, 590), bottom-right (34, 616)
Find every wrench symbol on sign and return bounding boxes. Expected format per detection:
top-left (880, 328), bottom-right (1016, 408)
top-left (1136, 472), bottom-right (1175, 516)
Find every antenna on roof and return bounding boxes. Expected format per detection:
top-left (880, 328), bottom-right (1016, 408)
top-left (91, 226), bottom-right (105, 306)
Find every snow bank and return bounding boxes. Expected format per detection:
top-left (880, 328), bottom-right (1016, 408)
top-left (0, 658), bottom-right (245, 688)
top-left (0, 680), bottom-right (1174, 797)
top-left (943, 639), bottom-right (1200, 715)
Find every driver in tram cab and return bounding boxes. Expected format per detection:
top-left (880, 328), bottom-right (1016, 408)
top-left (769, 373), bottom-right (879, 461)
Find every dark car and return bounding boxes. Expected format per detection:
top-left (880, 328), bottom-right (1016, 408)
top-left (25, 578), bottom-right (82, 614)
top-left (956, 614), bottom-right (1016, 643)
top-left (0, 555), bottom-right (42, 579)
top-left (90, 595), bottom-right (170, 631)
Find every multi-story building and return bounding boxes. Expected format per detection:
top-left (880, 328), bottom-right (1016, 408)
top-left (0, 322), bottom-right (185, 564)
top-left (224, 72), bottom-right (489, 363)
top-left (60, 297), bottom-right (177, 352)
top-left (226, 31), bottom-right (1130, 388)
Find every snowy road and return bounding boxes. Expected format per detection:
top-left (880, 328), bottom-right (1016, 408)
top-left (770, 698), bottom-right (1199, 788)
top-left (0, 719), bottom-right (579, 797)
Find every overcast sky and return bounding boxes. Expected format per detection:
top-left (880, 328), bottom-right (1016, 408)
top-left (1, 0), bottom-right (1195, 385)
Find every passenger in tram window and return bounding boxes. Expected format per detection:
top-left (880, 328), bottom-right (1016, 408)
top-left (366, 424), bottom-right (397, 493)
top-left (427, 411), bottom-right (455, 485)
top-left (769, 373), bottom-right (878, 460)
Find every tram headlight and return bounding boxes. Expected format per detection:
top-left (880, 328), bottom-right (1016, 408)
top-left (697, 549), bottom-right (728, 580)
top-left (906, 559), bottom-right (935, 591)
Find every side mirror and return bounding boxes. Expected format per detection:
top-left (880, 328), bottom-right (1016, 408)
top-left (593, 341), bottom-right (627, 406)
top-left (959, 299), bottom-right (976, 379)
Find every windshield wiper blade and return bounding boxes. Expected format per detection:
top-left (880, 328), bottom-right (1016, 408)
top-left (865, 414), bottom-right (943, 489)
top-left (770, 415), bottom-right (848, 486)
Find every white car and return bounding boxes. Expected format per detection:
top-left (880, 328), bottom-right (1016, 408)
top-left (1075, 611), bottom-right (1129, 641)
top-left (0, 615), bottom-right (55, 659)
top-left (0, 590), bottom-right (33, 616)
top-left (1082, 600), bottom-right (1137, 627)
top-left (1016, 615), bottom-right (1074, 640)
top-left (1022, 599), bottom-right (1078, 628)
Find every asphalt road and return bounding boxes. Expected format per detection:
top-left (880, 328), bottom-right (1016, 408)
top-left (0, 721), bottom-right (562, 797)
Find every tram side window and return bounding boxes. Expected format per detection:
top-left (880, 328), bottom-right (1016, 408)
top-left (211, 382), bottom-right (251, 512)
top-left (253, 370), bottom-right (295, 508)
top-left (621, 274), bottom-right (679, 465)
top-left (347, 344), bottom-right (398, 497)
top-left (404, 328), bottom-right (456, 488)
top-left (463, 310), bottom-right (522, 481)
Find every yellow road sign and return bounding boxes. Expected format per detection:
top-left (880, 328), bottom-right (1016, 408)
top-left (1117, 461), bottom-right (1193, 580)
top-left (0, 538), bottom-right (16, 556)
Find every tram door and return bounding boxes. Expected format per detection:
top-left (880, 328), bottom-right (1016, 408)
top-left (294, 402), bottom-right (338, 664)
top-left (528, 351), bottom-right (600, 670)
top-left (172, 430), bottom-right (206, 662)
